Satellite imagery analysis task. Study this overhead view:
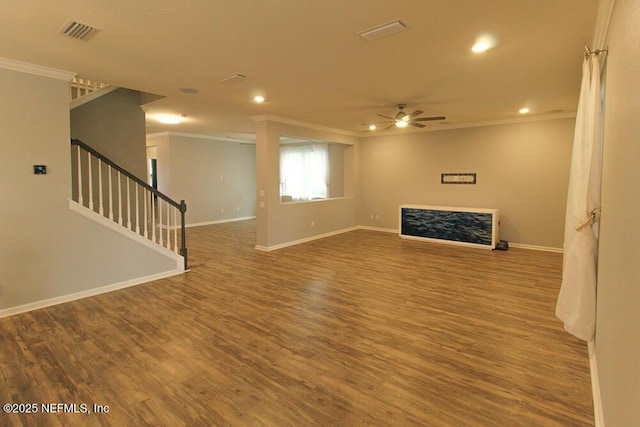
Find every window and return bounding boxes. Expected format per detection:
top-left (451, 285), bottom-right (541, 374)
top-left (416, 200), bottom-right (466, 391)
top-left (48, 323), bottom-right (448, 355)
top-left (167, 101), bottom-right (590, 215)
top-left (280, 143), bottom-right (329, 201)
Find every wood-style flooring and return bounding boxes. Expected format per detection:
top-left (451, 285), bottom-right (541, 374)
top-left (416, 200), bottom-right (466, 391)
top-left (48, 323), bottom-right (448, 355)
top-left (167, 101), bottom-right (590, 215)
top-left (0, 220), bottom-right (593, 426)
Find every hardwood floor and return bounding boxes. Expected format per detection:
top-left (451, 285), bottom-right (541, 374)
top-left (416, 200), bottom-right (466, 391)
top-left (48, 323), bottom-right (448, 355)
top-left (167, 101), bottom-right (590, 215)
top-left (0, 220), bottom-right (593, 426)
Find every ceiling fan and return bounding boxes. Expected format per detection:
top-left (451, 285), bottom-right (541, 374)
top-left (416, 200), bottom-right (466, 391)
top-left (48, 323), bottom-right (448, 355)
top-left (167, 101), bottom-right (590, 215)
top-left (371, 104), bottom-right (446, 130)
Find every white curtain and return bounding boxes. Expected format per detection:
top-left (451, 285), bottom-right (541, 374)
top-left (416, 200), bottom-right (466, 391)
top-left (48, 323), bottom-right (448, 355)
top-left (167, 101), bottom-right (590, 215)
top-left (280, 144), bottom-right (329, 201)
top-left (556, 53), bottom-right (603, 341)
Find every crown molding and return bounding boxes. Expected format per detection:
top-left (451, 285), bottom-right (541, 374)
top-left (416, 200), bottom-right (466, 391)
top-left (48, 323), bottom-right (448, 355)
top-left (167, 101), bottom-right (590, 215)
top-left (146, 131), bottom-right (256, 144)
top-left (0, 57), bottom-right (76, 81)
top-left (252, 114), bottom-right (360, 137)
top-left (361, 112), bottom-right (577, 137)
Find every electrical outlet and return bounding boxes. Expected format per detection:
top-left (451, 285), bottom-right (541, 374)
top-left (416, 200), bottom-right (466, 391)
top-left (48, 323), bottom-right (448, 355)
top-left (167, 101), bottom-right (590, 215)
top-left (311, 221), bottom-right (315, 227)
top-left (369, 213), bottom-right (374, 219)
top-left (375, 214), bottom-right (380, 220)
top-left (221, 208), bottom-right (227, 213)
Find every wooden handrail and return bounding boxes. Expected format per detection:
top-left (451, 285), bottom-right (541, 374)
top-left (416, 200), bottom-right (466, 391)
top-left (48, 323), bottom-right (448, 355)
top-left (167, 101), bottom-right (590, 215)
top-left (71, 139), bottom-right (188, 269)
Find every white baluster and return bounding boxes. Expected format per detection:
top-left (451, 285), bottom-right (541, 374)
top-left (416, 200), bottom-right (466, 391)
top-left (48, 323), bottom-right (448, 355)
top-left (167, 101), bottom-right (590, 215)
top-left (143, 188), bottom-right (148, 238)
top-left (126, 178), bottom-right (131, 230)
top-left (87, 152), bottom-right (93, 211)
top-left (135, 184), bottom-right (140, 234)
top-left (151, 193), bottom-right (156, 243)
top-left (108, 165), bottom-right (113, 220)
top-left (117, 171), bottom-right (123, 225)
top-left (77, 146), bottom-right (83, 205)
top-left (98, 160), bottom-right (104, 215)
top-left (173, 205), bottom-right (178, 252)
top-left (166, 201), bottom-right (171, 249)
top-left (158, 198), bottom-right (164, 247)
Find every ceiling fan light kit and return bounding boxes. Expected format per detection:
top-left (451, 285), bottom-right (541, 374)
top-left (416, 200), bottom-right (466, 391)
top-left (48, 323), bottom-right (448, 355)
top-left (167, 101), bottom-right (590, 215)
top-left (373, 104), bottom-right (446, 131)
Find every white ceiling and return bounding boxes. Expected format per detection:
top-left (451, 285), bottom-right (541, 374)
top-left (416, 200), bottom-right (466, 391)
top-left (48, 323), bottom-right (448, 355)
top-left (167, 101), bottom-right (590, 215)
top-left (0, 0), bottom-right (598, 138)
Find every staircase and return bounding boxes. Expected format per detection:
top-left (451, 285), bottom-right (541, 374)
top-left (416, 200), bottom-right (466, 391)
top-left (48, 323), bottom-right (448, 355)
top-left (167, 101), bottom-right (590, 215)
top-left (71, 139), bottom-right (188, 269)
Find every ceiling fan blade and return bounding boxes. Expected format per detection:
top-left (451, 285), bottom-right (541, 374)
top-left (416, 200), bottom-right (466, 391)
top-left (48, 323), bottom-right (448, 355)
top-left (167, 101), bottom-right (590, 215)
top-left (371, 121), bottom-right (394, 124)
top-left (377, 114), bottom-right (395, 120)
top-left (409, 122), bottom-right (426, 128)
top-left (360, 121), bottom-right (393, 126)
top-left (383, 123), bottom-right (396, 130)
top-left (409, 110), bottom-right (424, 118)
top-left (414, 116), bottom-right (446, 122)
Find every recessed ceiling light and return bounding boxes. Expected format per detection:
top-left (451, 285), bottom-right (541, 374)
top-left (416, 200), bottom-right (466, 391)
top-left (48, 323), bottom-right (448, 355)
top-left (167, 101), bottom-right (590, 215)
top-left (156, 114), bottom-right (184, 124)
top-left (254, 95), bottom-right (265, 103)
top-left (519, 107), bottom-right (530, 114)
top-left (369, 124), bottom-right (377, 131)
top-left (471, 34), bottom-right (496, 53)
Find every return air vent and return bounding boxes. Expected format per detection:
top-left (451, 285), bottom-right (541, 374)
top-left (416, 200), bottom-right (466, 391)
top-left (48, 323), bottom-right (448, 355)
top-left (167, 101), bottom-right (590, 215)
top-left (358, 19), bottom-right (409, 41)
top-left (218, 73), bottom-right (249, 84)
top-left (59, 20), bottom-right (101, 41)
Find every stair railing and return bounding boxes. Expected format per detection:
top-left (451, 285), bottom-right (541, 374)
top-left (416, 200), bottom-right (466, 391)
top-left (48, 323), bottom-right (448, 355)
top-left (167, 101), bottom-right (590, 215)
top-left (71, 139), bottom-right (187, 269)
top-left (70, 77), bottom-right (109, 101)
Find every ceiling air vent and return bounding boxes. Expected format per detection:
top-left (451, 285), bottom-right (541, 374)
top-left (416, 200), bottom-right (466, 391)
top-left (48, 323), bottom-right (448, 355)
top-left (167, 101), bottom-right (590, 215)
top-left (358, 19), bottom-right (409, 41)
top-left (218, 73), bottom-right (249, 84)
top-left (59, 20), bottom-right (101, 41)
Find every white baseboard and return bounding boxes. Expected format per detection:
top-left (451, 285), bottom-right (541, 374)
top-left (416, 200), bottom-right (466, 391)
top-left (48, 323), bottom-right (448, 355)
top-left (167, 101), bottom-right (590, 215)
top-left (186, 216), bottom-right (256, 228)
top-left (255, 226), bottom-right (359, 251)
top-left (0, 269), bottom-right (184, 319)
top-left (588, 340), bottom-right (605, 427)
top-left (68, 200), bottom-right (184, 268)
top-left (252, 225), bottom-right (565, 254)
top-left (358, 225), bottom-right (398, 234)
top-left (508, 242), bottom-right (564, 253)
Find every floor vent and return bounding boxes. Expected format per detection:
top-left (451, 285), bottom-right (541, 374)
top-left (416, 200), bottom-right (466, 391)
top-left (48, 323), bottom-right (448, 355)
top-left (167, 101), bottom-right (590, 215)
top-left (59, 20), bottom-right (101, 41)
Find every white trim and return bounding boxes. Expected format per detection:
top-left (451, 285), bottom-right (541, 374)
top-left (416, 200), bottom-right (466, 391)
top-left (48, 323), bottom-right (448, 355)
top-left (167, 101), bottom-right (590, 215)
top-left (399, 204), bottom-right (499, 250)
top-left (251, 114), bottom-right (360, 137)
top-left (169, 131), bottom-right (256, 143)
top-left (358, 227), bottom-right (564, 252)
top-left (70, 85), bottom-right (118, 109)
top-left (361, 112), bottom-right (577, 137)
top-left (509, 243), bottom-right (564, 253)
top-left (255, 226), bottom-right (359, 251)
top-left (68, 199), bottom-right (184, 269)
top-left (146, 131), bottom-right (170, 139)
top-left (281, 196), bottom-right (353, 205)
top-left (250, 222), bottom-right (565, 254)
top-left (0, 269), bottom-right (184, 319)
top-left (146, 131), bottom-right (257, 144)
top-left (0, 57), bottom-right (76, 81)
top-left (186, 216), bottom-right (256, 228)
top-left (358, 225), bottom-right (397, 234)
top-left (588, 340), bottom-right (605, 427)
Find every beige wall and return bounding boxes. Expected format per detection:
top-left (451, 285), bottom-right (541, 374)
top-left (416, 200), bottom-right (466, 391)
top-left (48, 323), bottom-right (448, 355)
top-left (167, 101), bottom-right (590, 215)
top-left (70, 88), bottom-right (147, 179)
top-left (0, 65), bottom-right (180, 313)
top-left (148, 133), bottom-right (256, 226)
top-left (594, 0), bottom-right (640, 424)
top-left (329, 143), bottom-right (347, 198)
top-left (255, 119), bottom-right (359, 248)
top-left (359, 118), bottom-right (575, 248)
